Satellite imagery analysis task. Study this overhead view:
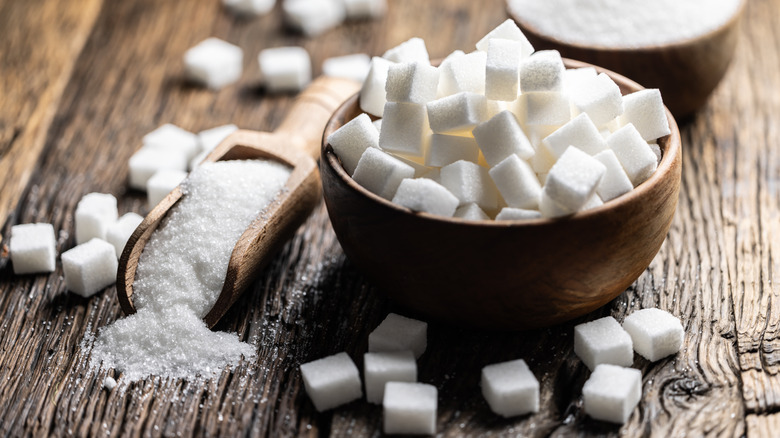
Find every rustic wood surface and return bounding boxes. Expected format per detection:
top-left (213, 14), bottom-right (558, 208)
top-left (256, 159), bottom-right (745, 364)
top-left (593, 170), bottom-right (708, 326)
top-left (0, 0), bottom-right (778, 436)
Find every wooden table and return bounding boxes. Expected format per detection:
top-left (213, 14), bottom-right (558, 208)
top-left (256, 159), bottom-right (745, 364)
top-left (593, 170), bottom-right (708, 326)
top-left (1, 0), bottom-right (778, 435)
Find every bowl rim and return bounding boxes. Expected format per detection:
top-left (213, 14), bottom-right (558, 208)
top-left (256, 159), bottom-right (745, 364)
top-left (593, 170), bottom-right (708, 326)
top-left (322, 58), bottom-right (682, 228)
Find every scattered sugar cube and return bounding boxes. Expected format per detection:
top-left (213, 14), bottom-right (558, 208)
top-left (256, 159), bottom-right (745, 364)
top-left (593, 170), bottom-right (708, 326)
top-left (103, 376), bottom-right (118, 390)
top-left (486, 39), bottom-right (523, 101)
top-left (622, 308), bottom-right (684, 361)
top-left (183, 38), bottom-right (243, 90)
top-left (364, 350), bottom-right (417, 404)
top-left (106, 212), bottom-right (143, 259)
top-left (258, 46), bottom-right (312, 93)
top-left (542, 113), bottom-right (607, 159)
top-left (473, 110), bottom-right (534, 166)
top-left (343, 0), bottom-right (386, 18)
top-left (328, 113), bottom-right (380, 175)
top-left (379, 102), bottom-right (429, 157)
top-left (322, 53), bottom-right (371, 82)
top-left (437, 51), bottom-right (487, 97)
top-left (75, 193), bottom-right (118, 244)
top-left (481, 359), bottom-right (539, 417)
top-left (521, 92), bottom-right (571, 126)
top-left (475, 19), bottom-right (534, 57)
top-left (564, 67), bottom-right (598, 92)
top-left (382, 37), bottom-right (429, 64)
top-left (607, 123), bottom-right (658, 186)
top-left (539, 191), bottom-right (570, 218)
top-left (352, 148), bottom-right (415, 200)
top-left (143, 124), bottom-right (200, 161)
top-left (300, 352), bottom-right (362, 411)
top-left (222, 0), bottom-right (275, 16)
top-left (544, 147), bottom-right (606, 213)
top-left (360, 57), bottom-right (394, 117)
top-left (570, 73), bottom-right (624, 126)
top-left (582, 364), bottom-right (642, 424)
top-left (383, 382), bottom-right (437, 435)
top-left (495, 208), bottom-right (542, 221)
top-left (427, 92), bottom-right (488, 135)
top-left (621, 89), bottom-right (671, 141)
top-left (391, 178), bottom-right (460, 217)
top-left (198, 124), bottom-right (238, 153)
top-left (385, 62), bottom-right (440, 104)
top-left (489, 155), bottom-right (541, 209)
top-left (440, 160), bottom-right (500, 211)
top-left (593, 150), bottom-right (633, 202)
top-left (520, 50), bottom-right (565, 93)
top-left (282, 0), bottom-right (345, 36)
top-left (649, 143), bottom-right (662, 163)
top-left (425, 134), bottom-right (480, 167)
top-left (574, 316), bottom-right (634, 370)
top-left (454, 203), bottom-right (490, 220)
top-left (147, 169), bottom-right (188, 208)
top-left (128, 146), bottom-right (188, 190)
top-left (369, 313), bottom-right (427, 358)
top-left (61, 238), bottom-right (118, 298)
top-left (9, 223), bottom-right (56, 274)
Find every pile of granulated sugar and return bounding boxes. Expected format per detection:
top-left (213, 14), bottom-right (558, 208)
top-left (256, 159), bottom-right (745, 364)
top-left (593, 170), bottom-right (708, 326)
top-left (89, 160), bottom-right (291, 381)
top-left (507, 0), bottom-right (742, 48)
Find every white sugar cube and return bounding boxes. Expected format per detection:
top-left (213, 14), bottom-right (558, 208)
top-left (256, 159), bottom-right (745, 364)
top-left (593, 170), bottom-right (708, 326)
top-left (360, 57), bottom-right (393, 117)
top-left (521, 92), bottom-right (571, 126)
top-left (382, 37), bottom-right (429, 64)
top-left (437, 51), bottom-right (487, 97)
top-left (282, 0), bottom-right (345, 37)
top-left (322, 53), bottom-right (371, 82)
top-left (520, 50), bottom-right (565, 93)
top-left (582, 193), bottom-right (604, 210)
top-left (473, 110), bottom-right (534, 166)
top-left (391, 178), bottom-right (459, 217)
top-left (489, 155), bottom-right (541, 210)
top-left (379, 102), bottom-right (429, 157)
top-left (9, 223), bottom-right (56, 274)
top-left (183, 38), bottom-right (243, 90)
top-left (530, 143), bottom-right (556, 174)
top-left (539, 191), bottom-right (570, 218)
top-left (352, 148), bottom-right (415, 199)
top-left (328, 113), bottom-right (380, 175)
top-left (495, 208), bottom-right (542, 221)
top-left (75, 193), bottom-right (118, 244)
top-left (427, 92), bottom-right (488, 135)
top-left (607, 123), bottom-right (658, 186)
top-left (476, 19), bottom-right (534, 57)
top-left (128, 146), bottom-right (188, 190)
top-left (258, 46), bottom-right (312, 93)
top-left (593, 150), bottom-right (633, 202)
top-left (383, 382), bottom-right (437, 435)
top-left (486, 39), bottom-right (523, 101)
top-left (61, 238), bottom-right (118, 297)
top-left (571, 73), bottom-right (624, 126)
top-left (106, 212), bottom-right (143, 259)
top-left (385, 62), bottom-right (439, 104)
top-left (574, 316), bottom-right (634, 370)
top-left (369, 313), bottom-right (427, 358)
top-left (454, 203), bottom-right (490, 220)
top-left (621, 89), bottom-right (671, 141)
top-left (198, 124), bottom-right (238, 153)
top-left (582, 364), bottom-right (642, 424)
top-left (564, 67), bottom-right (598, 93)
top-left (622, 308), bottom-right (684, 361)
top-left (143, 124), bottom-right (200, 161)
top-left (542, 113), bottom-right (607, 159)
top-left (372, 118), bottom-right (382, 132)
top-left (425, 134), bottom-right (480, 167)
top-left (300, 352), bottom-right (362, 411)
top-left (391, 153), bottom-right (433, 178)
top-left (440, 160), bottom-right (500, 211)
top-left (364, 350), bottom-right (417, 404)
top-left (481, 359), bottom-right (539, 417)
top-left (223, 0), bottom-right (275, 16)
top-left (147, 169), bottom-right (188, 208)
top-left (343, 0), bottom-right (386, 18)
top-left (649, 143), bottom-right (662, 163)
top-left (544, 147), bottom-right (606, 213)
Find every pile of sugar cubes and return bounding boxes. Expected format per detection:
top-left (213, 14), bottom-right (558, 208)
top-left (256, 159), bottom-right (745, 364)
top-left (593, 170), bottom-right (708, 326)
top-left (327, 20), bottom-right (671, 220)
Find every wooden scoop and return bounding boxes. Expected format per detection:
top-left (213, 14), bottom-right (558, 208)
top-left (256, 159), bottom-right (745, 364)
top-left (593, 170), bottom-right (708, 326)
top-left (117, 76), bottom-right (360, 328)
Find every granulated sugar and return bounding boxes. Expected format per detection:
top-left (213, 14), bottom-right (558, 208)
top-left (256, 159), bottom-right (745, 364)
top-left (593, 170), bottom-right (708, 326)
top-left (507, 0), bottom-right (741, 48)
top-left (90, 160), bottom-right (291, 381)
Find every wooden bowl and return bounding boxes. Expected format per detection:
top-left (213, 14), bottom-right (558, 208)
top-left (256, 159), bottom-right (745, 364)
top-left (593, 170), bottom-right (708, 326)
top-left (321, 60), bottom-right (681, 331)
top-left (508, 1), bottom-right (745, 118)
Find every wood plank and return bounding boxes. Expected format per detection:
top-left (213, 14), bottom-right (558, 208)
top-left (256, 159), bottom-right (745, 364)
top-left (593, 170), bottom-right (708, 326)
top-left (747, 413), bottom-right (780, 437)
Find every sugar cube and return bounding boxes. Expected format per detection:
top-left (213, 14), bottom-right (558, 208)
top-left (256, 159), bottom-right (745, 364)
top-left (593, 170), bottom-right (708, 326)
top-left (128, 146), bottom-right (188, 190)
top-left (475, 19), bottom-right (534, 57)
top-left (454, 203), bottom-right (490, 220)
top-left (544, 147), bottom-right (606, 213)
top-left (383, 382), bottom-right (437, 435)
top-left (379, 102), bottom-right (430, 157)
top-left (593, 150), bottom-right (633, 202)
top-left (369, 313), bottom-right (427, 358)
top-left (372, 118), bottom-right (383, 132)
top-left (328, 113), bottom-right (380, 175)
top-left (563, 67), bottom-right (598, 93)
top-left (582, 193), bottom-right (604, 210)
top-left (183, 38), bottom-right (243, 90)
top-left (542, 113), bottom-right (607, 159)
top-left (570, 73), bottom-right (624, 126)
top-left (360, 57), bottom-right (394, 117)
top-left (9, 223), bottom-right (56, 274)
top-left (520, 50), bottom-right (565, 93)
top-left (489, 155), bottom-right (541, 209)
top-left (198, 124), bottom-right (238, 153)
top-left (143, 124), bottom-right (200, 161)
top-left (75, 193), bottom-right (118, 244)
top-left (538, 191), bottom-right (570, 218)
top-left (425, 134), bottom-right (480, 167)
top-left (222, 0), bottom-right (275, 16)
top-left (61, 238), bottom-right (118, 298)
top-left (481, 359), bottom-right (539, 417)
top-left (437, 51), bottom-right (487, 97)
top-left (649, 143), bottom-right (662, 163)
top-left (106, 212), bottom-right (143, 259)
top-left (258, 46), bottom-right (312, 93)
top-left (322, 53), bottom-right (371, 82)
top-left (385, 62), bottom-right (440, 104)
top-left (282, 0), bottom-right (345, 37)
top-left (622, 308), bottom-right (684, 361)
top-left (391, 153), bottom-right (433, 178)
top-left (529, 143), bottom-right (557, 174)
top-left (300, 352), bottom-right (362, 411)
top-left (574, 316), bottom-right (634, 370)
top-left (352, 148), bottom-right (415, 200)
top-left (427, 92), bottom-right (488, 135)
top-left (485, 39), bottom-right (523, 101)
top-left (472, 110), bottom-right (534, 166)
top-left (391, 178), bottom-right (460, 217)
top-left (382, 37), bottom-right (429, 64)
top-left (521, 92), bottom-right (571, 126)
top-left (147, 169), bottom-right (188, 208)
top-left (607, 123), bottom-right (658, 186)
top-left (621, 89), bottom-right (671, 141)
top-left (582, 364), bottom-right (642, 424)
top-left (364, 350), bottom-right (417, 404)
top-left (495, 208), bottom-right (542, 221)
top-left (440, 160), bottom-right (500, 211)
top-left (343, 0), bottom-right (386, 18)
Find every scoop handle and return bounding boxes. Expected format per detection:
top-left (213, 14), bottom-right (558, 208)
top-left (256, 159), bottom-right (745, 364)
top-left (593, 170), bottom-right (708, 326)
top-left (275, 76), bottom-right (361, 160)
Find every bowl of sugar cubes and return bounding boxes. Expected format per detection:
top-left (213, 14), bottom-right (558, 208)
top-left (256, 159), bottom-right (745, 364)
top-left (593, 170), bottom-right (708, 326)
top-left (321, 21), bottom-right (682, 330)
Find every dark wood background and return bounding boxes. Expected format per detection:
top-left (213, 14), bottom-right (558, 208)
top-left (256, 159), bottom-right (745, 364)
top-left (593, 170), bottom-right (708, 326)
top-left (1, 0), bottom-right (778, 436)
